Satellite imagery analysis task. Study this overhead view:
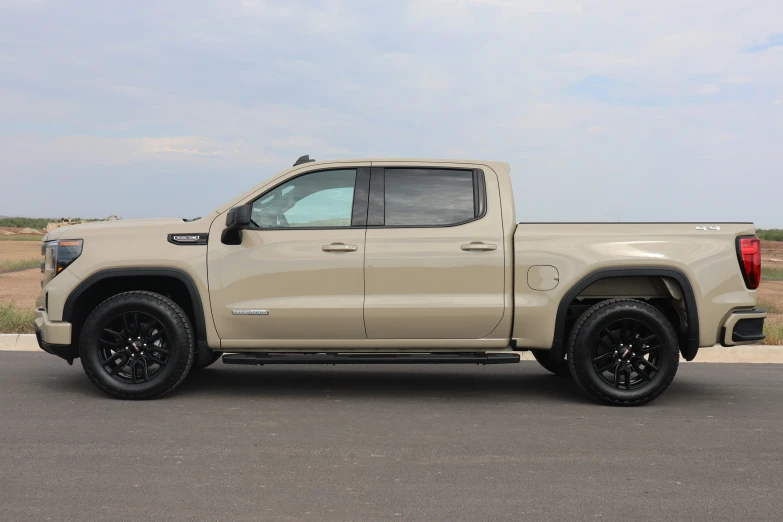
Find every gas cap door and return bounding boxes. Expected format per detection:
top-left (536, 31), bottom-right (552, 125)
top-left (527, 265), bottom-right (559, 291)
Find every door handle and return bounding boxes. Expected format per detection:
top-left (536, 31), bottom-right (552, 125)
top-left (461, 242), bottom-right (497, 252)
top-left (322, 243), bottom-right (358, 252)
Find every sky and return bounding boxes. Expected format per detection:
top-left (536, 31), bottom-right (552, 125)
top-left (0, 0), bottom-right (782, 226)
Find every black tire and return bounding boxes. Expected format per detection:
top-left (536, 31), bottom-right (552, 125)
top-left (531, 349), bottom-right (570, 376)
top-left (79, 291), bottom-right (195, 399)
top-left (193, 350), bottom-right (222, 370)
top-left (567, 299), bottom-right (679, 406)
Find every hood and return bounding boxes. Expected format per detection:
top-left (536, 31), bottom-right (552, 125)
top-left (44, 214), bottom-right (218, 241)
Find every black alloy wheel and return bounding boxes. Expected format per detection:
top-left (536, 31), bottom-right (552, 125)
top-left (591, 318), bottom-right (663, 390)
top-left (98, 311), bottom-right (170, 384)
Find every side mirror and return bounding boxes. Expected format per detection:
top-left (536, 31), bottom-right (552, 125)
top-left (221, 205), bottom-right (252, 245)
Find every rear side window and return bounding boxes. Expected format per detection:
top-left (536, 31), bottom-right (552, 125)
top-left (383, 168), bottom-right (482, 227)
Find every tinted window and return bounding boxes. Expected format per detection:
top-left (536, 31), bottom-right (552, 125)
top-left (384, 169), bottom-right (476, 226)
top-left (251, 169), bottom-right (356, 228)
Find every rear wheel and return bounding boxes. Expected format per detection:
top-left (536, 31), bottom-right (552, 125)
top-left (531, 349), bottom-right (570, 376)
top-left (567, 299), bottom-right (679, 406)
top-left (79, 291), bottom-right (195, 399)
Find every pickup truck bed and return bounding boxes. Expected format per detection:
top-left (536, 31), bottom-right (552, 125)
top-left (512, 222), bottom-right (758, 359)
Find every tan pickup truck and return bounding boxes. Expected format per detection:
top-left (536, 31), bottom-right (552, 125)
top-left (34, 156), bottom-right (767, 405)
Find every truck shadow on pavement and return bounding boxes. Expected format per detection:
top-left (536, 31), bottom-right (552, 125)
top-left (166, 364), bottom-right (717, 405)
top-left (37, 360), bottom-right (720, 405)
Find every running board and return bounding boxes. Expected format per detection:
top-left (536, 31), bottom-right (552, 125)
top-left (221, 353), bottom-right (520, 366)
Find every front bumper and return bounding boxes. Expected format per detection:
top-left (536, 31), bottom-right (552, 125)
top-left (721, 308), bottom-right (767, 346)
top-left (33, 309), bottom-right (78, 363)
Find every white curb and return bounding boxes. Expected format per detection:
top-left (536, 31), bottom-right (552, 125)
top-left (2, 334), bottom-right (783, 363)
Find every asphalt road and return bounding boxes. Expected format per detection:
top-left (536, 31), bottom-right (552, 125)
top-left (1, 352), bottom-right (781, 522)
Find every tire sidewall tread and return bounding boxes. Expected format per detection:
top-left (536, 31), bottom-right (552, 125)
top-left (567, 298), bottom-right (680, 406)
top-left (79, 291), bottom-right (195, 400)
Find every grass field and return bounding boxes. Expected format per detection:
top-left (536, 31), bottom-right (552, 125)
top-left (0, 258), bottom-right (39, 274)
top-left (0, 235), bottom-right (44, 241)
top-left (758, 229), bottom-right (783, 242)
top-left (0, 301), bottom-right (35, 334)
top-left (764, 323), bottom-right (783, 345)
top-left (0, 217), bottom-right (50, 229)
top-left (762, 266), bottom-right (783, 281)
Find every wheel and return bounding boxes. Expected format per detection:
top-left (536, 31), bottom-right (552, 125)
top-left (567, 299), bottom-right (679, 406)
top-left (193, 350), bottom-right (222, 370)
top-left (531, 349), bottom-right (570, 376)
top-left (79, 291), bottom-right (195, 399)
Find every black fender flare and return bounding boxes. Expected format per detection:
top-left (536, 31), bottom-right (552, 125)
top-left (62, 267), bottom-right (209, 350)
top-left (552, 267), bottom-right (700, 361)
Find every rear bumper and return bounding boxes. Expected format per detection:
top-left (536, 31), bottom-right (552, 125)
top-left (721, 308), bottom-right (767, 346)
top-left (33, 309), bottom-right (78, 363)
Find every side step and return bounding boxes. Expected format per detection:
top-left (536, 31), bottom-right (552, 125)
top-left (221, 353), bottom-right (520, 366)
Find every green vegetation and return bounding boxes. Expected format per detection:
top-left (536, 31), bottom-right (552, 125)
top-left (0, 235), bottom-right (44, 241)
top-left (0, 217), bottom-right (51, 229)
top-left (764, 321), bottom-right (783, 345)
top-left (762, 267), bottom-right (783, 281)
top-left (0, 258), bottom-right (40, 274)
top-left (0, 301), bottom-right (35, 334)
top-left (758, 299), bottom-right (781, 314)
top-left (757, 229), bottom-right (783, 242)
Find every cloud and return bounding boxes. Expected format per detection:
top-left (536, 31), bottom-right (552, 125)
top-left (0, 0), bottom-right (782, 226)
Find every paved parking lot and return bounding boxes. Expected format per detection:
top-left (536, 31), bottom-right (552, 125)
top-left (1, 352), bottom-right (781, 521)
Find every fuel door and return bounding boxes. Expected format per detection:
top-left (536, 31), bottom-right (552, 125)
top-left (527, 265), bottom-right (559, 291)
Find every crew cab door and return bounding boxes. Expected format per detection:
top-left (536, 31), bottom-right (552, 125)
top-left (363, 163), bottom-right (506, 339)
top-left (208, 165), bottom-right (370, 345)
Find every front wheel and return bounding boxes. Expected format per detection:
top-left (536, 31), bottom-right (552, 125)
top-left (567, 299), bottom-right (680, 406)
top-left (79, 291), bottom-right (195, 399)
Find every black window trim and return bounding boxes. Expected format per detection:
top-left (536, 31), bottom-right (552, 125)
top-left (243, 166), bottom-right (370, 231)
top-left (367, 167), bottom-right (488, 229)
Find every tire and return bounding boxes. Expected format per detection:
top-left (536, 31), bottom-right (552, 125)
top-left (79, 291), bottom-right (195, 399)
top-left (531, 349), bottom-right (570, 376)
top-left (567, 298), bottom-right (679, 406)
top-left (193, 350), bottom-right (222, 370)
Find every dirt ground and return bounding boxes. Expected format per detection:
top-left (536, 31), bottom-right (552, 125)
top-left (0, 240), bottom-right (39, 261)
top-left (0, 269), bottom-right (40, 309)
top-left (762, 240), bottom-right (783, 268)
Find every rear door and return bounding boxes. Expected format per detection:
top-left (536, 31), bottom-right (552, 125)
top-left (363, 164), bottom-right (506, 339)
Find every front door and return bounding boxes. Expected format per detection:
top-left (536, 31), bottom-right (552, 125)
top-left (363, 165), bottom-right (506, 339)
top-left (208, 167), bottom-right (369, 343)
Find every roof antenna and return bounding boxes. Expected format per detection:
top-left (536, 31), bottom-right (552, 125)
top-left (293, 154), bottom-right (316, 166)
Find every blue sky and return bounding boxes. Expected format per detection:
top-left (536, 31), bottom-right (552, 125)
top-left (1, 0), bottom-right (782, 226)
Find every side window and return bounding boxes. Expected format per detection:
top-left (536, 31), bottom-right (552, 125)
top-left (251, 169), bottom-right (357, 228)
top-left (384, 168), bottom-right (480, 226)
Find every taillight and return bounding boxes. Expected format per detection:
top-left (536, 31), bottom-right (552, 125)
top-left (736, 236), bottom-right (761, 289)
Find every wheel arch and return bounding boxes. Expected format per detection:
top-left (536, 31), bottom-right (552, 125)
top-left (552, 267), bottom-right (700, 361)
top-left (63, 268), bottom-right (209, 357)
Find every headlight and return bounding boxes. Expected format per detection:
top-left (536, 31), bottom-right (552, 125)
top-left (42, 239), bottom-right (83, 286)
